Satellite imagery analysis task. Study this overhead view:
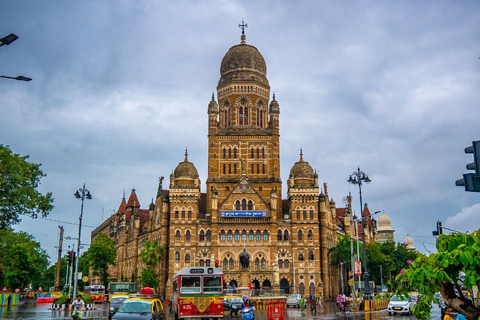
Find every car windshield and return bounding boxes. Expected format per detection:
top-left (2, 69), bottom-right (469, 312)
top-left (117, 301), bottom-right (152, 313)
top-left (230, 298), bottom-right (243, 303)
top-left (288, 295), bottom-right (300, 299)
top-left (112, 297), bottom-right (128, 304)
top-left (391, 295), bottom-right (408, 302)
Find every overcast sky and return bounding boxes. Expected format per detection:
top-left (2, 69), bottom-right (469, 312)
top-left (2, 1), bottom-right (480, 265)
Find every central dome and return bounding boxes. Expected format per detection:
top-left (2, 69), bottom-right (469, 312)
top-left (218, 41), bottom-right (268, 87)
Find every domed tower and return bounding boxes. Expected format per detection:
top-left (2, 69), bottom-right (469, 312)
top-left (376, 211), bottom-right (395, 243)
top-left (206, 28), bottom-right (281, 221)
top-left (403, 235), bottom-right (415, 251)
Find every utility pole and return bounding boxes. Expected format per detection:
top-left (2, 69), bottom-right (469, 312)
top-left (54, 226), bottom-right (64, 291)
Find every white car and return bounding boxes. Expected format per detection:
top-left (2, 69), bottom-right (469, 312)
top-left (388, 295), bottom-right (415, 315)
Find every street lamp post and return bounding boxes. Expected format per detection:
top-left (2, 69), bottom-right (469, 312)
top-left (73, 184), bottom-right (92, 298)
top-left (1, 33), bottom-right (33, 81)
top-left (348, 167), bottom-right (372, 300)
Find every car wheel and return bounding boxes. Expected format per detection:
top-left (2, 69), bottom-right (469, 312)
top-left (388, 312), bottom-right (391, 315)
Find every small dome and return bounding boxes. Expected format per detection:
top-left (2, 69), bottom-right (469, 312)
top-left (377, 212), bottom-right (393, 230)
top-left (289, 149), bottom-right (314, 180)
top-left (174, 150), bottom-right (199, 180)
top-left (208, 93), bottom-right (218, 113)
top-left (404, 235), bottom-right (415, 250)
top-left (269, 93), bottom-right (279, 113)
top-left (218, 39), bottom-right (268, 87)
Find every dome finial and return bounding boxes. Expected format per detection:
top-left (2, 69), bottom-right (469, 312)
top-left (212, 92), bottom-right (215, 100)
top-left (184, 147), bottom-right (188, 162)
top-left (273, 92), bottom-right (276, 101)
top-left (300, 148), bottom-right (303, 161)
top-left (238, 19), bottom-right (248, 44)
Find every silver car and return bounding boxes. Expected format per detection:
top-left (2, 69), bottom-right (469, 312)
top-left (286, 294), bottom-right (301, 308)
top-left (388, 295), bottom-right (414, 315)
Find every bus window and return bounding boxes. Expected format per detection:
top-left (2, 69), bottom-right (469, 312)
top-left (181, 276), bottom-right (201, 293)
top-left (203, 276), bottom-right (223, 293)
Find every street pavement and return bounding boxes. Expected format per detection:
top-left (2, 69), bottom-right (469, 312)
top-left (0, 300), bottom-right (443, 320)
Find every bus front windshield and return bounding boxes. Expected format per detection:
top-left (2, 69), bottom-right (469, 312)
top-left (181, 276), bottom-right (201, 293)
top-left (203, 276), bottom-right (222, 293)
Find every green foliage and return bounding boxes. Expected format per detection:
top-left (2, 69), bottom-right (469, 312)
top-left (0, 145), bottom-right (54, 229)
top-left (396, 231), bottom-right (480, 320)
top-left (85, 233), bottom-right (116, 286)
top-left (141, 267), bottom-right (159, 288)
top-left (141, 240), bottom-right (163, 268)
top-left (33, 257), bottom-right (68, 291)
top-left (0, 229), bottom-right (49, 289)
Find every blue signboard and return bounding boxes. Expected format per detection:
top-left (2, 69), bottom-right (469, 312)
top-left (220, 211), bottom-right (267, 218)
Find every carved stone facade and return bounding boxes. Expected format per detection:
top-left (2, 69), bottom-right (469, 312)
top-left (91, 33), bottom-right (378, 299)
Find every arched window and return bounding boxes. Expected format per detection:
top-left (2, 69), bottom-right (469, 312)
top-left (308, 230), bottom-right (313, 240)
top-left (308, 250), bottom-right (314, 261)
top-left (261, 258), bottom-right (266, 266)
top-left (175, 251), bottom-right (180, 261)
top-left (185, 230), bottom-right (191, 242)
top-left (284, 260), bottom-right (289, 268)
top-left (251, 147), bottom-right (254, 158)
top-left (223, 148), bottom-right (226, 159)
top-left (235, 200), bottom-right (241, 210)
top-left (229, 258), bottom-right (234, 267)
top-left (262, 147), bottom-right (265, 158)
top-left (255, 258), bottom-right (260, 267)
top-left (284, 230), bottom-right (289, 241)
top-left (234, 148), bottom-right (237, 159)
top-left (249, 230), bottom-right (254, 241)
top-left (188, 211), bottom-right (192, 219)
top-left (223, 258), bottom-right (228, 267)
top-left (239, 107), bottom-right (244, 125)
top-left (234, 163), bottom-right (237, 174)
top-left (229, 163), bottom-right (231, 174)
top-left (224, 110), bottom-right (228, 128)
top-left (242, 199), bottom-right (246, 210)
top-left (296, 210), bottom-right (300, 220)
top-left (310, 210), bottom-right (314, 219)
top-left (260, 110), bottom-right (263, 127)
top-left (242, 230), bottom-right (247, 241)
top-left (278, 259), bottom-right (283, 268)
top-left (244, 107), bottom-right (248, 125)
top-left (256, 108), bottom-right (260, 126)
top-left (234, 230), bottom-right (240, 241)
top-left (251, 163), bottom-right (254, 174)
top-left (206, 259), bottom-right (210, 267)
top-left (185, 253), bottom-right (190, 262)
top-left (199, 230), bottom-right (205, 242)
top-left (262, 164), bottom-right (265, 174)
top-left (175, 230), bottom-right (180, 241)
top-left (309, 282), bottom-right (315, 296)
top-left (206, 230), bottom-right (211, 242)
top-left (257, 147), bottom-right (259, 158)
top-left (263, 230), bottom-right (269, 241)
top-left (199, 260), bottom-right (204, 267)
top-left (220, 230), bottom-right (226, 241)
top-left (298, 253), bottom-right (304, 261)
top-left (303, 210), bottom-right (307, 220)
top-left (175, 211), bottom-right (179, 219)
top-left (229, 148), bottom-right (231, 159)
top-left (298, 230), bottom-right (303, 241)
top-left (248, 200), bottom-right (253, 211)
top-left (227, 230), bottom-right (233, 241)
top-left (256, 230), bottom-right (261, 241)
top-left (277, 230), bottom-right (282, 241)
top-left (223, 164), bottom-right (226, 174)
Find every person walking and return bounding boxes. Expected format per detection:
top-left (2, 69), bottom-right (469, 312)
top-left (310, 295), bottom-right (317, 315)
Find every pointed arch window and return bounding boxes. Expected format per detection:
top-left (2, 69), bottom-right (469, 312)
top-left (223, 258), bottom-right (228, 268)
top-left (262, 164), bottom-right (265, 174)
top-left (298, 253), bottom-right (304, 261)
top-left (234, 230), bottom-right (240, 241)
top-left (284, 230), bottom-right (289, 241)
top-left (229, 148), bottom-right (231, 159)
top-left (239, 107), bottom-right (244, 125)
top-left (263, 230), bottom-right (269, 241)
top-left (188, 210), bottom-right (192, 219)
top-left (255, 258), bottom-right (260, 267)
top-left (256, 230), bottom-right (261, 241)
top-left (199, 260), bottom-right (204, 267)
top-left (235, 200), bottom-right (241, 210)
top-left (277, 230), bottom-right (282, 241)
top-left (308, 250), bottom-right (314, 261)
top-left (224, 110), bottom-right (228, 128)
top-left (298, 230), bottom-right (303, 241)
top-left (242, 230), bottom-right (247, 241)
top-left (241, 199), bottom-right (246, 210)
top-left (278, 259), bottom-right (283, 268)
top-left (175, 230), bottom-right (181, 241)
top-left (310, 210), bottom-right (314, 219)
top-left (185, 230), bottom-right (191, 242)
top-left (234, 148), bottom-right (237, 158)
top-left (261, 257), bottom-right (266, 266)
top-left (175, 211), bottom-right (179, 219)
top-left (199, 230), bottom-right (205, 242)
top-left (308, 230), bottom-right (313, 240)
top-left (262, 147), bottom-right (265, 158)
top-left (227, 230), bottom-right (233, 241)
top-left (185, 253), bottom-right (190, 262)
top-left (296, 210), bottom-right (300, 220)
top-left (206, 230), bottom-right (211, 242)
top-left (223, 148), bottom-right (226, 159)
top-left (249, 230), bottom-right (254, 241)
top-left (220, 230), bottom-right (226, 241)
top-left (256, 108), bottom-right (260, 126)
top-left (244, 107), bottom-right (248, 125)
top-left (303, 210), bottom-right (307, 220)
top-left (247, 200), bottom-right (253, 211)
top-left (234, 163), bottom-right (237, 174)
top-left (251, 147), bottom-right (254, 158)
top-left (251, 164), bottom-right (254, 174)
top-left (260, 110), bottom-right (263, 127)
top-left (223, 164), bottom-right (226, 174)
top-left (175, 251), bottom-right (180, 261)
top-left (228, 109), bottom-right (231, 126)
top-left (229, 164), bottom-right (231, 174)
top-left (257, 147), bottom-right (259, 158)
top-left (284, 260), bottom-right (289, 268)
top-left (229, 257), bottom-right (234, 267)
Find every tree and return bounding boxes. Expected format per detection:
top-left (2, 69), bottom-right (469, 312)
top-left (0, 145), bottom-right (54, 229)
top-left (0, 229), bottom-right (49, 289)
top-left (328, 235), bottom-right (356, 293)
top-left (85, 232), bottom-right (116, 286)
top-left (140, 240), bottom-right (163, 289)
top-left (396, 231), bottom-right (480, 320)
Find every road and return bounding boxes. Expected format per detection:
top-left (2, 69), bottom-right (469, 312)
top-left (0, 301), bottom-right (443, 320)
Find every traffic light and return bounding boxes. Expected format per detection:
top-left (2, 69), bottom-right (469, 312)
top-left (455, 140), bottom-right (480, 192)
top-left (214, 260), bottom-right (219, 268)
top-left (67, 251), bottom-right (72, 265)
top-left (432, 221), bottom-right (443, 236)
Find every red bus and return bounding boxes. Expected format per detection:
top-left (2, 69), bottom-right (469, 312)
top-left (172, 267), bottom-right (224, 320)
top-left (84, 285), bottom-right (105, 303)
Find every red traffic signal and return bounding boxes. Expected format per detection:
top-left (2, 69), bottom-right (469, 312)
top-left (214, 260), bottom-right (219, 268)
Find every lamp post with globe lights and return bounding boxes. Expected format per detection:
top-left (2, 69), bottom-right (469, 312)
top-left (73, 184), bottom-right (92, 298)
top-left (348, 167), bottom-right (373, 300)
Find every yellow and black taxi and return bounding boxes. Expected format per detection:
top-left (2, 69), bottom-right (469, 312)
top-left (109, 294), bottom-right (129, 319)
top-left (112, 294), bottom-right (164, 320)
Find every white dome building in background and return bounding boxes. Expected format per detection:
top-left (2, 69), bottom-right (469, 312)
top-left (403, 235), bottom-right (416, 250)
top-left (376, 211), bottom-right (395, 243)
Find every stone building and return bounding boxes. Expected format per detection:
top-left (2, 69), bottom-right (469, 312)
top-left (91, 31), bottom-right (379, 299)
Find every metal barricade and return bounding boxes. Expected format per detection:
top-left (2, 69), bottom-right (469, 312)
top-left (267, 301), bottom-right (285, 320)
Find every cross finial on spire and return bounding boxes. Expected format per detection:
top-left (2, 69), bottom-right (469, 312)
top-left (239, 19), bottom-right (248, 44)
top-left (185, 147), bottom-right (188, 161)
top-left (300, 148), bottom-right (303, 161)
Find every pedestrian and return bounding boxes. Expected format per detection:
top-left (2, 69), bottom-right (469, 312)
top-left (443, 308), bottom-right (453, 320)
top-left (310, 295), bottom-right (317, 315)
top-left (300, 296), bottom-right (307, 314)
top-left (248, 283), bottom-right (252, 297)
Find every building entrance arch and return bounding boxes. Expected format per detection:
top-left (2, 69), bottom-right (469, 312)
top-left (252, 279), bottom-right (260, 290)
top-left (280, 279), bottom-right (289, 295)
top-left (262, 279), bottom-right (271, 288)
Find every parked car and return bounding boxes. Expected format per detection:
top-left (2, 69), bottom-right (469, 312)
top-left (286, 294), bottom-right (301, 308)
top-left (227, 297), bottom-right (244, 315)
top-left (388, 295), bottom-right (415, 315)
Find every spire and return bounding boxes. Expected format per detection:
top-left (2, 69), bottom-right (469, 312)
top-left (239, 19), bottom-right (247, 44)
top-left (300, 148), bottom-right (303, 161)
top-left (184, 147), bottom-right (188, 162)
top-left (212, 92), bottom-right (215, 100)
top-left (273, 92), bottom-right (276, 101)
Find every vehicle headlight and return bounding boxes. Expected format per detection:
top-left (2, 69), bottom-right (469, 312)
top-left (110, 307), bottom-right (114, 311)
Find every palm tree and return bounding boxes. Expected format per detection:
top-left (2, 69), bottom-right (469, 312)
top-left (141, 240), bottom-right (164, 269)
top-left (328, 235), bottom-right (353, 294)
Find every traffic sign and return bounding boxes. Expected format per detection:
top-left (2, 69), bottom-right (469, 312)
top-left (355, 261), bottom-right (362, 276)
top-left (348, 279), bottom-right (355, 287)
top-left (82, 276), bottom-right (89, 282)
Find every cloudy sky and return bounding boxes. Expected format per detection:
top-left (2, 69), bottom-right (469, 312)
top-left (2, 1), bottom-right (480, 264)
